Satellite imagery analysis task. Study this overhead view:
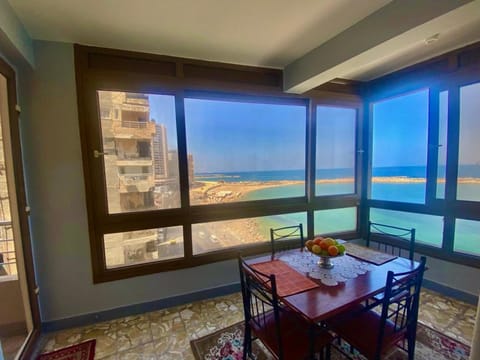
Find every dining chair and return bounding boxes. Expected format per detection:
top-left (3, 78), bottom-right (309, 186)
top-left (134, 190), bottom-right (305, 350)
top-left (270, 223), bottom-right (305, 257)
top-left (327, 256), bottom-right (427, 360)
top-left (238, 257), bottom-right (333, 360)
top-left (367, 221), bottom-right (416, 261)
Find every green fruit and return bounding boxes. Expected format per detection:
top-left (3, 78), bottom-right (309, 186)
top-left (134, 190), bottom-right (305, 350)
top-left (337, 244), bottom-right (346, 254)
top-left (320, 249), bottom-right (329, 256)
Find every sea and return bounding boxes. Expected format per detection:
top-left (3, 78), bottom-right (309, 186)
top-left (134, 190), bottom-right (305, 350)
top-left (195, 165), bottom-right (480, 255)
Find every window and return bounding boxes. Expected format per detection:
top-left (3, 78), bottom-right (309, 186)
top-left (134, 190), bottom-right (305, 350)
top-left (369, 208), bottom-right (443, 247)
top-left (185, 98), bottom-right (306, 205)
top-left (192, 212), bottom-right (307, 255)
top-left (458, 82), bottom-right (480, 202)
top-left (370, 90), bottom-right (429, 204)
top-left (316, 106), bottom-right (356, 196)
top-left (76, 46), bottom-right (362, 282)
top-left (105, 226), bottom-right (184, 268)
top-left (454, 219), bottom-right (480, 256)
top-left (98, 91), bottom-right (181, 213)
top-left (314, 207), bottom-right (357, 235)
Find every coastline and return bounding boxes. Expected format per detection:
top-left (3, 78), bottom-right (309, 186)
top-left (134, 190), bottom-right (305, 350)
top-left (190, 176), bottom-right (480, 205)
top-left (189, 176), bottom-right (480, 251)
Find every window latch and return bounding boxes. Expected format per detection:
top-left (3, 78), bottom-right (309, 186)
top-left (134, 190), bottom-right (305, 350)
top-left (93, 150), bottom-right (108, 158)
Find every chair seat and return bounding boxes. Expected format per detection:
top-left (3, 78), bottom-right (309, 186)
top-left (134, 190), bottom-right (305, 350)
top-left (251, 307), bottom-right (333, 360)
top-left (327, 308), bottom-right (406, 359)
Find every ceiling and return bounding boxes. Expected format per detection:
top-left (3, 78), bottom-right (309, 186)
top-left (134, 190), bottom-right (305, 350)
top-left (7, 0), bottom-right (480, 90)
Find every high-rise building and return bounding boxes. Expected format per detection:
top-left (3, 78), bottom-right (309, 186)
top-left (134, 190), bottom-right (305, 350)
top-left (153, 123), bottom-right (168, 181)
top-left (99, 91), bottom-right (157, 265)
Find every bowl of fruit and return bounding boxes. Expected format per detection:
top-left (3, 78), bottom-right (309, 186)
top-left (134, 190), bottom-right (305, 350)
top-left (305, 237), bottom-right (346, 269)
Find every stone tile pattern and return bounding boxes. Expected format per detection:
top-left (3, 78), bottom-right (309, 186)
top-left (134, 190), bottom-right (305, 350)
top-left (38, 289), bottom-right (476, 359)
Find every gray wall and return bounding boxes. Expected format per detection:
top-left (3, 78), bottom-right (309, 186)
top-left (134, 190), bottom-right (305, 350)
top-left (24, 41), bottom-right (240, 322)
top-left (10, 40), bottom-right (480, 322)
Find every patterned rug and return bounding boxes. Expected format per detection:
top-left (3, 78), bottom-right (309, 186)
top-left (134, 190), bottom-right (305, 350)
top-left (37, 339), bottom-right (96, 360)
top-left (190, 322), bottom-right (470, 360)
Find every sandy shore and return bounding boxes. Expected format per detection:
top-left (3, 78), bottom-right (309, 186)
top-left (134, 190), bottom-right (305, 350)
top-left (190, 176), bottom-right (480, 205)
top-left (190, 180), bottom-right (304, 204)
top-left (191, 176), bottom-right (480, 249)
top-left (372, 177), bottom-right (480, 184)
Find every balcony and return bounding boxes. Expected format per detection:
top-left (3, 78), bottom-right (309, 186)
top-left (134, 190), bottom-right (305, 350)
top-left (111, 120), bottom-right (155, 139)
top-left (119, 174), bottom-right (154, 193)
top-left (125, 93), bottom-right (149, 102)
top-left (0, 220), bottom-right (16, 277)
top-left (121, 102), bottom-right (149, 113)
top-left (116, 156), bottom-right (153, 167)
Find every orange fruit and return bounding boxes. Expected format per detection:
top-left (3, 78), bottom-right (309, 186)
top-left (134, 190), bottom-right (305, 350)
top-left (313, 237), bottom-right (323, 245)
top-left (320, 238), bottom-right (335, 250)
top-left (328, 245), bottom-right (339, 256)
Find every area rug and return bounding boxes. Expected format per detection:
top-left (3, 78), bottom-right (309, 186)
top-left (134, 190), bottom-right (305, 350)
top-left (37, 339), bottom-right (96, 360)
top-left (190, 322), bottom-right (470, 360)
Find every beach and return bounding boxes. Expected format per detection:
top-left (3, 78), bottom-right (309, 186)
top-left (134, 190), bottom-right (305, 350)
top-left (191, 176), bottom-right (480, 205)
top-left (188, 176), bottom-right (480, 253)
top-left (190, 179), bottom-right (305, 205)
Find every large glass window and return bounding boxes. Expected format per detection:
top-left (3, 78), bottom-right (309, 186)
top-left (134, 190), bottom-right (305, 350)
top-left (370, 90), bottom-right (429, 203)
top-left (316, 106), bottom-right (356, 196)
top-left (458, 82), bottom-right (480, 202)
top-left (192, 212), bottom-right (307, 255)
top-left (454, 219), bottom-right (480, 256)
top-left (98, 91), bottom-right (180, 214)
top-left (77, 47), bottom-right (364, 282)
top-left (104, 226), bottom-right (184, 268)
top-left (314, 207), bottom-right (357, 235)
top-left (185, 98), bottom-right (306, 205)
top-left (369, 208), bottom-right (443, 248)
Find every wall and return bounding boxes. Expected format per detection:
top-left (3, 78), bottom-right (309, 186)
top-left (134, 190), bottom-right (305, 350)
top-left (18, 40), bottom-right (480, 323)
top-left (424, 256), bottom-right (480, 297)
top-left (0, 279), bottom-right (26, 331)
top-left (25, 40), bottom-right (240, 322)
top-left (0, 0), bottom-right (34, 67)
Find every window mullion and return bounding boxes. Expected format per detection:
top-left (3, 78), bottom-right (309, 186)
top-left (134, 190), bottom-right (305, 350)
top-left (175, 91), bottom-right (193, 258)
top-left (306, 100), bottom-right (316, 239)
top-left (425, 88), bottom-right (440, 205)
top-left (443, 86), bottom-right (460, 253)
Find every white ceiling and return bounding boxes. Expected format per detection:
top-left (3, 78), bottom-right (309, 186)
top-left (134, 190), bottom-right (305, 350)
top-left (7, 0), bottom-right (480, 87)
top-left (5, 0), bottom-right (391, 67)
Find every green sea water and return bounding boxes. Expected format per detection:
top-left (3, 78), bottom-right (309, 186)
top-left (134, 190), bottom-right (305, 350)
top-left (245, 183), bottom-right (480, 256)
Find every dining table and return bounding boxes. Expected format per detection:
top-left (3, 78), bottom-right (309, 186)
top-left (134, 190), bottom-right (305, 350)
top-left (246, 243), bottom-right (421, 324)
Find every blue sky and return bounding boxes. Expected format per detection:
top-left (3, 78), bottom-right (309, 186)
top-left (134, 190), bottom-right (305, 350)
top-left (372, 90), bottom-right (429, 168)
top-left (149, 85), bottom-right (479, 173)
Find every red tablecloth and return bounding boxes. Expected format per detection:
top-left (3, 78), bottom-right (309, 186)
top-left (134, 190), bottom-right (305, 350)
top-left (251, 259), bottom-right (319, 297)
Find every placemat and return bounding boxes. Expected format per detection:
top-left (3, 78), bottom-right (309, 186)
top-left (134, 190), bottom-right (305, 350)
top-left (344, 243), bottom-right (397, 265)
top-left (250, 259), bottom-right (319, 297)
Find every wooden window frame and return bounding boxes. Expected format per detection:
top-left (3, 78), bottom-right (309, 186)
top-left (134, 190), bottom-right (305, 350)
top-left (74, 45), bottom-right (362, 283)
top-left (363, 42), bottom-right (480, 268)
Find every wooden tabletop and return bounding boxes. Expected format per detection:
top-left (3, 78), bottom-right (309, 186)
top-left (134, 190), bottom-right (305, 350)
top-left (247, 249), bottom-right (419, 323)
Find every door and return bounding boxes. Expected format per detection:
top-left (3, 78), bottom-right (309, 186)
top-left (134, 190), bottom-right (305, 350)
top-left (0, 57), bottom-right (40, 359)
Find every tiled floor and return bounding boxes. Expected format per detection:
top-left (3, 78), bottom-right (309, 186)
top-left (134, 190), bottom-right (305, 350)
top-left (37, 288), bottom-right (477, 360)
top-left (1, 333), bottom-right (28, 360)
